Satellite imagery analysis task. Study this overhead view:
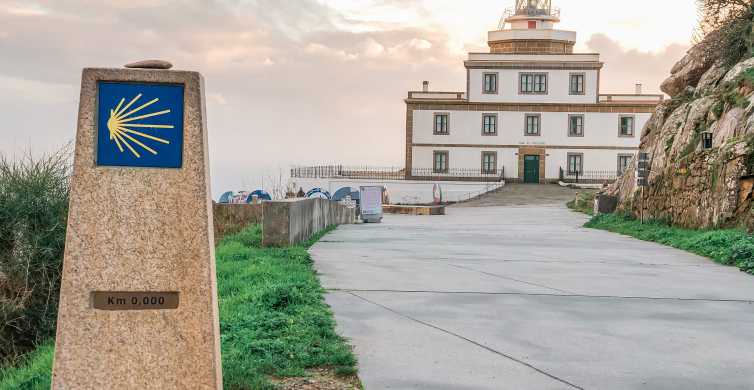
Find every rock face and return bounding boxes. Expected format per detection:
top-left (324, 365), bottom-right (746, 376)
top-left (608, 40), bottom-right (754, 230)
top-left (660, 33), bottom-right (721, 97)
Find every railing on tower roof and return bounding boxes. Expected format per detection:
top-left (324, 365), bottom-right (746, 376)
top-left (499, 6), bottom-right (561, 29)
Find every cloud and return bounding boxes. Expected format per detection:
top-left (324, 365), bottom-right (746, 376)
top-left (3, 3), bottom-right (50, 16)
top-left (0, 0), bottom-right (462, 197)
top-left (0, 1), bottom-right (691, 198)
top-left (585, 33), bottom-right (689, 94)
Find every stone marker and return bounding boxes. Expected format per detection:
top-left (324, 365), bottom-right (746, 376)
top-left (52, 63), bottom-right (222, 389)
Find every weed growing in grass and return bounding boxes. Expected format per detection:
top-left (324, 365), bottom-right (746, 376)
top-left (586, 214), bottom-right (754, 275)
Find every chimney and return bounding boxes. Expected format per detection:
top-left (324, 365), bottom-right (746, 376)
top-left (422, 81), bottom-right (429, 92)
top-left (635, 83), bottom-right (643, 95)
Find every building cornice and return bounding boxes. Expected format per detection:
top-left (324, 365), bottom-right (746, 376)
top-left (464, 61), bottom-right (604, 70)
top-left (467, 52), bottom-right (601, 56)
top-left (404, 101), bottom-right (658, 113)
top-left (412, 143), bottom-right (639, 151)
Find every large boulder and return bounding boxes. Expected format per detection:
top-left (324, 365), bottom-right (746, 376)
top-left (661, 33), bottom-right (721, 97)
top-left (696, 60), bottom-right (728, 94)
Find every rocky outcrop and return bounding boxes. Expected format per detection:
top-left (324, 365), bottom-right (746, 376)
top-left (660, 33), bottom-right (722, 97)
top-left (608, 40), bottom-right (754, 230)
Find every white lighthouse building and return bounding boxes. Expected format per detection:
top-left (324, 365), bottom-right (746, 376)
top-left (404, 0), bottom-right (663, 183)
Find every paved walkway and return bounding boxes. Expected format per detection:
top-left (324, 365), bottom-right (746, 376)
top-left (310, 186), bottom-right (754, 390)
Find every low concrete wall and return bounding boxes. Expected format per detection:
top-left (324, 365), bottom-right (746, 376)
top-left (263, 198), bottom-right (356, 246)
top-left (213, 203), bottom-right (264, 244)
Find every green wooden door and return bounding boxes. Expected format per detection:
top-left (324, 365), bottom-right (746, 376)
top-left (524, 155), bottom-right (540, 183)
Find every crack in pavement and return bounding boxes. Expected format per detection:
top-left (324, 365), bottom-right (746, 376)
top-left (444, 263), bottom-right (575, 294)
top-left (347, 291), bottom-right (586, 390)
top-left (328, 288), bottom-right (754, 304)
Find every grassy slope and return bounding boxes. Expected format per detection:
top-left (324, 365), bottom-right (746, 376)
top-left (586, 214), bottom-right (754, 275)
top-left (0, 224), bottom-right (357, 390)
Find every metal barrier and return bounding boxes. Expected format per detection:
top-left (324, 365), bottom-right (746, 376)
top-left (291, 165), bottom-right (513, 183)
top-left (559, 167), bottom-right (618, 184)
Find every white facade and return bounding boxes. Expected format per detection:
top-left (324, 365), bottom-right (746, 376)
top-left (467, 68), bottom-right (599, 104)
top-left (404, 1), bottom-right (662, 183)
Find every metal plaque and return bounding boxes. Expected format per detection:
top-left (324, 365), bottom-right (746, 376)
top-left (92, 291), bottom-right (180, 311)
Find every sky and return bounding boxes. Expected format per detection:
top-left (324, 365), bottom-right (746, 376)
top-left (0, 0), bottom-right (698, 197)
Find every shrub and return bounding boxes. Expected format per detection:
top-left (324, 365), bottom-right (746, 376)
top-left (728, 239), bottom-right (754, 272)
top-left (696, 0), bottom-right (754, 67)
top-left (0, 149), bottom-right (70, 364)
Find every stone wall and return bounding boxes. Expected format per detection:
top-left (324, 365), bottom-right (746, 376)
top-left (213, 203), bottom-right (264, 244)
top-left (607, 34), bottom-right (754, 230)
top-left (262, 198), bottom-right (356, 247)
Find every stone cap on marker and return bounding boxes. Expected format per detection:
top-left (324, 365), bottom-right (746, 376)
top-left (124, 59), bottom-right (173, 70)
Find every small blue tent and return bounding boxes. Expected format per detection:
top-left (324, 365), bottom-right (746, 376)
top-left (306, 188), bottom-right (331, 200)
top-left (218, 191), bottom-right (234, 204)
top-left (248, 190), bottom-right (272, 202)
top-left (332, 187), bottom-right (353, 201)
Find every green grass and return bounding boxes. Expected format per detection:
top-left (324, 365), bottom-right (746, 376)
top-left (586, 214), bottom-right (754, 275)
top-left (0, 343), bottom-right (53, 390)
top-left (217, 224), bottom-right (357, 389)
top-left (0, 224), bottom-right (357, 390)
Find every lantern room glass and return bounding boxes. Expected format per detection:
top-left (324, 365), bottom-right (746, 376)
top-left (515, 0), bottom-right (552, 16)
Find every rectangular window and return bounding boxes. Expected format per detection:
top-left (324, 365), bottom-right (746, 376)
top-left (433, 151), bottom-right (449, 173)
top-left (525, 114), bottom-right (541, 136)
top-left (482, 114), bottom-right (498, 135)
top-left (570, 73), bottom-right (585, 95)
top-left (619, 116), bottom-right (635, 137)
top-left (617, 154), bottom-right (633, 175)
top-left (481, 152), bottom-right (497, 174)
top-left (567, 153), bottom-right (584, 175)
top-left (520, 73), bottom-right (547, 94)
top-left (434, 113), bottom-right (449, 135)
top-left (702, 132), bottom-right (713, 149)
top-left (568, 115), bottom-right (584, 137)
top-left (483, 73), bottom-right (498, 94)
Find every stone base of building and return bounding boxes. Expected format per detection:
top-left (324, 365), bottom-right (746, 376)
top-left (489, 39), bottom-right (574, 54)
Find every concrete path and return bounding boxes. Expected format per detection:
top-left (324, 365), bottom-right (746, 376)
top-left (311, 187), bottom-right (754, 390)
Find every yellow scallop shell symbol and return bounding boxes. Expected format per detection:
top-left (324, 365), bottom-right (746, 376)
top-left (106, 93), bottom-right (174, 158)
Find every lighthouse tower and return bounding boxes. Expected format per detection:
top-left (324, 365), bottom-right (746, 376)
top-left (489, 0), bottom-right (576, 54)
top-left (397, 0), bottom-right (662, 186)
